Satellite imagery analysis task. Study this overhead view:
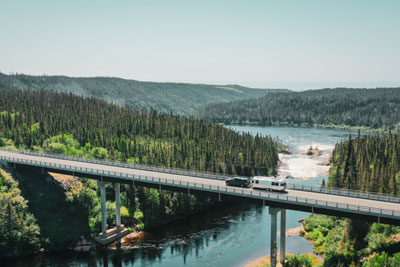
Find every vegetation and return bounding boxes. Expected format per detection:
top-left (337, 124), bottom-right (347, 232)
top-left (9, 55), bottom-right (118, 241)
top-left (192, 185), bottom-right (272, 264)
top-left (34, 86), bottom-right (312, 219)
top-left (303, 133), bottom-right (400, 266)
top-left (8, 166), bottom-right (93, 251)
top-left (0, 88), bottom-right (278, 176)
top-left (329, 133), bottom-right (400, 194)
top-left (198, 88), bottom-right (400, 131)
top-left (362, 252), bottom-right (400, 266)
top-left (0, 72), bottom-right (286, 115)
top-left (0, 168), bottom-right (41, 258)
top-left (285, 254), bottom-right (315, 267)
top-left (0, 88), bottom-right (279, 257)
top-left (302, 215), bottom-right (346, 256)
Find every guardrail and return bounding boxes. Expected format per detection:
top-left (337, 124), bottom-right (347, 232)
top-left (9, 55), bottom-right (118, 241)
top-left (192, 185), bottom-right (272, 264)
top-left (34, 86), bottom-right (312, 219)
top-left (1, 148), bottom-right (400, 205)
top-left (0, 148), bottom-right (233, 181)
top-left (286, 184), bottom-right (400, 204)
top-left (2, 154), bottom-right (400, 220)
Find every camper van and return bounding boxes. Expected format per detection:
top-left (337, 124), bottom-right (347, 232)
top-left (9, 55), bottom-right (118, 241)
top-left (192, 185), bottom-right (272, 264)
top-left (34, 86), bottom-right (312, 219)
top-left (251, 176), bottom-right (287, 192)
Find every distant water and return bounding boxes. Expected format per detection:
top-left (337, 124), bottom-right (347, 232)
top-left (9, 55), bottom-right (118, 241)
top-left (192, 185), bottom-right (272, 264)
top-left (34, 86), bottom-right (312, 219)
top-left (229, 125), bottom-right (358, 183)
top-left (5, 126), bottom-right (356, 267)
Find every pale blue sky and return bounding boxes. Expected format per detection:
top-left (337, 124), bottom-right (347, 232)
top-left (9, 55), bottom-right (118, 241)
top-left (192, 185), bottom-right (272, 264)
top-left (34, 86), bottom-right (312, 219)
top-left (1, 0), bottom-right (399, 90)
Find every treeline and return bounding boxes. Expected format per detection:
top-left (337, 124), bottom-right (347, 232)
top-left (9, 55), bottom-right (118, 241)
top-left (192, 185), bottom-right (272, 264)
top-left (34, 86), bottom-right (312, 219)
top-left (307, 133), bottom-right (400, 266)
top-left (0, 72), bottom-right (285, 115)
top-left (198, 88), bottom-right (400, 131)
top-left (329, 133), bottom-right (399, 194)
top-left (0, 88), bottom-right (279, 257)
top-left (0, 88), bottom-right (278, 176)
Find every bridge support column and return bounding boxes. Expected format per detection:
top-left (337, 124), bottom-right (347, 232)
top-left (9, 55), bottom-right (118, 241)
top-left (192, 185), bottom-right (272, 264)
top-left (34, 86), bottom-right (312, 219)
top-left (99, 181), bottom-right (107, 235)
top-left (269, 207), bottom-right (278, 267)
top-left (280, 209), bottom-right (286, 265)
top-left (115, 183), bottom-right (121, 229)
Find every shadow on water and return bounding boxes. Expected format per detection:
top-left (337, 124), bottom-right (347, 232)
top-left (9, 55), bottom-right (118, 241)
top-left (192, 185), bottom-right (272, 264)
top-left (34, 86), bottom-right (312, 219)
top-left (2, 202), bottom-right (264, 267)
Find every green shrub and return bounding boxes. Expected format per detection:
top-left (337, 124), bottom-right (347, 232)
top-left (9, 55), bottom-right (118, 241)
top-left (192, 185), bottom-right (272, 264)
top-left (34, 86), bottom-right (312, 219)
top-left (362, 252), bottom-right (387, 267)
top-left (134, 210), bottom-right (144, 221)
top-left (389, 253), bottom-right (400, 266)
top-left (286, 254), bottom-right (313, 267)
top-left (120, 206), bottom-right (129, 217)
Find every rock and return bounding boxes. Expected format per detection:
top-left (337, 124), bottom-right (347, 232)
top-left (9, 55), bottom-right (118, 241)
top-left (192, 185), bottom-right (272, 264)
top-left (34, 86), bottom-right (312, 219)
top-left (304, 146), bottom-right (322, 157)
top-left (285, 226), bottom-right (304, 237)
top-left (120, 231), bottom-right (145, 246)
top-left (278, 149), bottom-right (293, 155)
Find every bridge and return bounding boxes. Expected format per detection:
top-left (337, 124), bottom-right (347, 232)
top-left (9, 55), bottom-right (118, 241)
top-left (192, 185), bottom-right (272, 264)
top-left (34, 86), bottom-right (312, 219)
top-left (1, 149), bottom-right (400, 267)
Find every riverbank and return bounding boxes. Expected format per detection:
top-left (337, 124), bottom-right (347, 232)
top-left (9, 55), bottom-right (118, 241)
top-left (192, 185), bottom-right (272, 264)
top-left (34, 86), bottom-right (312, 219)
top-left (225, 122), bottom-right (387, 133)
top-left (243, 253), bottom-right (322, 267)
top-left (243, 225), bottom-right (321, 267)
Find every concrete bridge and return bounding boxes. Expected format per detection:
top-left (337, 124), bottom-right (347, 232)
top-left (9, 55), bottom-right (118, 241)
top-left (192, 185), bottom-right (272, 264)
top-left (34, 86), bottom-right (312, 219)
top-left (1, 149), bottom-right (400, 266)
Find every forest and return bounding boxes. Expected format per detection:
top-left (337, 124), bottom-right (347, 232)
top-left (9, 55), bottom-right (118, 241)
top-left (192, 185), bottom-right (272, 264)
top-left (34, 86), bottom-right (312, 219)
top-left (0, 72), bottom-right (286, 115)
top-left (0, 88), bottom-right (278, 176)
top-left (307, 133), bottom-right (400, 266)
top-left (198, 88), bottom-right (400, 131)
top-left (329, 133), bottom-right (399, 194)
top-left (0, 88), bottom-right (279, 258)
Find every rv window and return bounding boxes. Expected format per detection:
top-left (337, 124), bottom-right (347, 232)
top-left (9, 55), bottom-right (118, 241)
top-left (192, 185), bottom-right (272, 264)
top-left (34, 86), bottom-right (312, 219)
top-left (256, 180), bottom-right (259, 184)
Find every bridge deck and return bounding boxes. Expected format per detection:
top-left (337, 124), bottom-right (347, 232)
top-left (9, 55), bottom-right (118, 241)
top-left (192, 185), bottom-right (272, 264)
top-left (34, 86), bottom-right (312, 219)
top-left (1, 150), bottom-right (400, 224)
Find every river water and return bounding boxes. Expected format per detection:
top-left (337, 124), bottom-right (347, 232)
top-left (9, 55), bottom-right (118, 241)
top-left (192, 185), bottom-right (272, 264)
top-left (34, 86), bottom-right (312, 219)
top-left (5, 126), bottom-right (356, 267)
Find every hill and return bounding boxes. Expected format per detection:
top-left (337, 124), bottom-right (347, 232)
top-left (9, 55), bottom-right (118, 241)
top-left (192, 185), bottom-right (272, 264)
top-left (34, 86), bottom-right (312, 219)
top-left (0, 88), bottom-right (279, 257)
top-left (198, 88), bottom-right (400, 131)
top-left (0, 73), bottom-right (287, 115)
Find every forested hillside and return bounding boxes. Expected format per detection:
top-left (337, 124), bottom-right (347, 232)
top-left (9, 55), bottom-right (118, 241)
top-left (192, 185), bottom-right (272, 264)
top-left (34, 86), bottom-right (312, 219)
top-left (199, 88), bottom-right (400, 131)
top-left (305, 133), bottom-right (400, 266)
top-left (329, 133), bottom-right (400, 194)
top-left (0, 73), bottom-right (286, 115)
top-left (0, 88), bottom-right (278, 176)
top-left (0, 88), bottom-right (279, 257)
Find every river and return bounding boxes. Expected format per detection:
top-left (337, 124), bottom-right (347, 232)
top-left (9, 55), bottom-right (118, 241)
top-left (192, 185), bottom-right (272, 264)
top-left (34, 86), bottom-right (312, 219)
top-left (4, 126), bottom-right (356, 267)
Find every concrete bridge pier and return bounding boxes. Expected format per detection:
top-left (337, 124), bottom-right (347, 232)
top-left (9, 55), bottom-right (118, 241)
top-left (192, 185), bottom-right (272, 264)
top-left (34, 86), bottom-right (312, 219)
top-left (269, 207), bottom-right (286, 267)
top-left (280, 209), bottom-right (286, 265)
top-left (100, 181), bottom-right (107, 235)
top-left (115, 183), bottom-right (121, 229)
top-left (269, 208), bottom-right (278, 267)
top-left (95, 181), bottom-right (128, 245)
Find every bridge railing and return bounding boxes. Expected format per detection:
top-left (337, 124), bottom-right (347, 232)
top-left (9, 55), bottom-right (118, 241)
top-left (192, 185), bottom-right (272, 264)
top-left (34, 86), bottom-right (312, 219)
top-left (0, 148), bottom-right (234, 180)
top-left (286, 183), bottom-right (400, 204)
top-left (2, 154), bottom-right (400, 220)
top-left (2, 148), bottom-right (400, 204)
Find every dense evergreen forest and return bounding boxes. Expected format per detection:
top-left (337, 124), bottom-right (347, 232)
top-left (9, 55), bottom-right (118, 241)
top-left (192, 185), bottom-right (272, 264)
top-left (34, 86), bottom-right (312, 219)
top-left (308, 133), bottom-right (400, 266)
top-left (199, 88), bottom-right (400, 131)
top-left (0, 88), bottom-right (279, 258)
top-left (0, 88), bottom-right (278, 176)
top-left (0, 73), bottom-right (286, 115)
top-left (329, 133), bottom-right (400, 194)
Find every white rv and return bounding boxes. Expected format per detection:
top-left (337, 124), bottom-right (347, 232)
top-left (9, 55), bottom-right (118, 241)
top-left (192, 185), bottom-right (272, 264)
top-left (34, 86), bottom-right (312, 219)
top-left (251, 176), bottom-right (287, 192)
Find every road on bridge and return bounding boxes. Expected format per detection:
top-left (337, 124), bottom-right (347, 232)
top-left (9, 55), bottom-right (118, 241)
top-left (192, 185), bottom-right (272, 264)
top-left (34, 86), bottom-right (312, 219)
top-left (1, 150), bottom-right (400, 214)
